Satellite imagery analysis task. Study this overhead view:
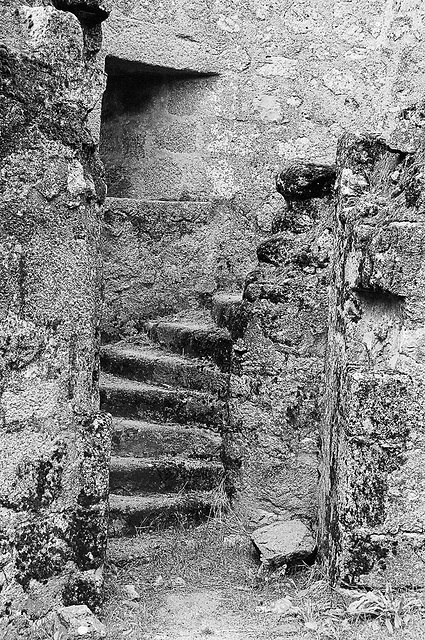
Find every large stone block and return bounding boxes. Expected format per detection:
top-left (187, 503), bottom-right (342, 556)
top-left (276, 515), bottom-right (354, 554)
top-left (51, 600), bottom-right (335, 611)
top-left (0, 0), bottom-right (110, 626)
top-left (227, 164), bottom-right (333, 530)
top-left (320, 128), bottom-right (425, 588)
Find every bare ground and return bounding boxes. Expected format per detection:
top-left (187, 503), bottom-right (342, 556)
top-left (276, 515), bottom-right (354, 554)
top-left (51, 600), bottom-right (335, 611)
top-left (102, 516), bottom-right (425, 640)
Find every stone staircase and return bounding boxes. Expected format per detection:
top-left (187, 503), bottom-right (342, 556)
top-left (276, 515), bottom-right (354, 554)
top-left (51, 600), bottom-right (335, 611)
top-left (100, 315), bottom-right (233, 536)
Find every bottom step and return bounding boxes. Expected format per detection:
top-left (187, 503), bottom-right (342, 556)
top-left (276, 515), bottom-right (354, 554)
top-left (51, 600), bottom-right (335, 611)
top-left (109, 492), bottom-right (218, 537)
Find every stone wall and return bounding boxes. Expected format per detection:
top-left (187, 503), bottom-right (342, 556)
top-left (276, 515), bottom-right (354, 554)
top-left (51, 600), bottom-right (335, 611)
top-left (0, 1), bottom-right (111, 634)
top-left (100, 0), bottom-right (425, 338)
top-left (320, 119), bottom-right (425, 587)
top-left (99, 61), bottom-right (252, 336)
top-left (225, 162), bottom-right (334, 534)
top-left (101, 198), bottom-right (248, 339)
top-left (101, 65), bottom-right (220, 201)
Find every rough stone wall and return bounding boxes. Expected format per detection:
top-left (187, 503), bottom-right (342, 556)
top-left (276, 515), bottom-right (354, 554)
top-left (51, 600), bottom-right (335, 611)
top-left (225, 164), bottom-right (334, 531)
top-left (101, 69), bottom-right (221, 201)
top-left (99, 61), bottom-right (256, 338)
top-left (100, 0), bottom-right (425, 337)
top-left (101, 198), bottom-right (247, 338)
top-left (320, 120), bottom-right (425, 588)
top-left (0, 1), bottom-right (111, 633)
top-left (99, 64), bottom-right (253, 335)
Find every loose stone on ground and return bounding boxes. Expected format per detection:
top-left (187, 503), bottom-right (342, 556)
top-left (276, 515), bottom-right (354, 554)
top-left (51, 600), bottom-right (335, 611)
top-left (251, 520), bottom-right (315, 568)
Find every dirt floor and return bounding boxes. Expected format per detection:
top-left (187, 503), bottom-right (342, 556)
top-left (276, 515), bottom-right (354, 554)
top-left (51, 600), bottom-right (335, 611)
top-left (102, 516), bottom-right (425, 640)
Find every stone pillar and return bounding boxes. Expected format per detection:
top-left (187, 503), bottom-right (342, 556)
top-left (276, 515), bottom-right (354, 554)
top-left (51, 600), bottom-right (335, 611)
top-left (226, 162), bottom-right (334, 552)
top-left (320, 125), bottom-right (425, 587)
top-left (0, 1), bottom-right (111, 634)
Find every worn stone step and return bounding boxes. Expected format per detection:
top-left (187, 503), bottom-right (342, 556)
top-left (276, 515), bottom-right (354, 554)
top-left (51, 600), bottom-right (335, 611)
top-left (108, 491), bottom-right (216, 536)
top-left (211, 292), bottom-right (243, 326)
top-left (101, 343), bottom-right (227, 396)
top-left (211, 292), bottom-right (248, 339)
top-left (109, 455), bottom-right (224, 494)
top-left (112, 418), bottom-right (222, 459)
top-left (100, 373), bottom-right (224, 429)
top-left (145, 320), bottom-right (232, 371)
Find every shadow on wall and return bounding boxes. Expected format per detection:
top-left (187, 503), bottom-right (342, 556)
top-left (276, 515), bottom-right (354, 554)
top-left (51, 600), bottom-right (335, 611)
top-left (100, 56), bottom-right (218, 201)
top-left (99, 57), bottom-right (256, 341)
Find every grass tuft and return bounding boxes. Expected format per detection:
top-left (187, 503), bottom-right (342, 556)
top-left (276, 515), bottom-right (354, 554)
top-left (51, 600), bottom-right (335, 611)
top-left (346, 585), bottom-right (423, 634)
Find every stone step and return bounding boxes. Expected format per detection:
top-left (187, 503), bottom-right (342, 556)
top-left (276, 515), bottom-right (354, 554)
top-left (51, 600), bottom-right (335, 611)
top-left (211, 292), bottom-right (243, 326)
top-left (112, 418), bottom-right (222, 459)
top-left (109, 455), bottom-right (224, 494)
top-left (109, 491), bottom-right (216, 536)
top-left (100, 373), bottom-right (224, 429)
top-left (145, 320), bottom-right (232, 371)
top-left (101, 343), bottom-right (227, 396)
top-left (211, 292), bottom-right (247, 339)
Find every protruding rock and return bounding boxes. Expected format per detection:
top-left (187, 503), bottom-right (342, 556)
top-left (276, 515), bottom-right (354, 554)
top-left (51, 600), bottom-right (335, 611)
top-left (276, 160), bottom-right (336, 201)
top-left (251, 520), bottom-right (315, 567)
top-left (256, 229), bottom-right (331, 268)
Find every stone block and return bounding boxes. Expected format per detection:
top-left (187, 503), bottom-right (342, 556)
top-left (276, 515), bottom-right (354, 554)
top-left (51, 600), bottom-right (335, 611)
top-left (251, 519), bottom-right (316, 567)
top-left (55, 605), bottom-right (106, 639)
top-left (0, 0), bottom-right (110, 619)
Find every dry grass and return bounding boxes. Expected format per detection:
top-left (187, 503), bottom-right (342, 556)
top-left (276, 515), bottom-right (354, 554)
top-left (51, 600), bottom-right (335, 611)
top-left (256, 575), bottom-right (425, 639)
top-left (103, 512), bottom-right (279, 639)
top-left (102, 514), bottom-right (425, 640)
top-left (346, 586), bottom-right (423, 635)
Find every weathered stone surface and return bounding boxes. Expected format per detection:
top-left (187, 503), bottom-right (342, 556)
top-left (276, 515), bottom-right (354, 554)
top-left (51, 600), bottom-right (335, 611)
top-left (252, 520), bottom-right (315, 567)
top-left (319, 123), bottom-right (425, 588)
top-left (100, 195), bottom-right (253, 341)
top-left (108, 491), bottom-right (216, 536)
top-left (226, 165), bottom-right (333, 530)
top-left (146, 318), bottom-right (232, 371)
top-left (101, 0), bottom-right (425, 342)
top-left (256, 229), bottom-right (332, 268)
top-left (109, 455), bottom-right (223, 494)
top-left (100, 372), bottom-right (225, 429)
top-left (111, 418), bottom-right (221, 460)
top-left (101, 342), bottom-right (227, 395)
top-left (55, 604), bottom-right (107, 638)
top-left (0, 0), bottom-right (111, 624)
